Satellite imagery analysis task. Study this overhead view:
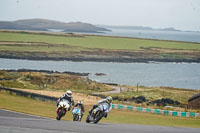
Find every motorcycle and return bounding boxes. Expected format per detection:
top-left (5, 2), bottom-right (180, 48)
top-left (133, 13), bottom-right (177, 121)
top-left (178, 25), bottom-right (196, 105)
top-left (56, 99), bottom-right (70, 120)
top-left (86, 103), bottom-right (109, 124)
top-left (72, 107), bottom-right (82, 121)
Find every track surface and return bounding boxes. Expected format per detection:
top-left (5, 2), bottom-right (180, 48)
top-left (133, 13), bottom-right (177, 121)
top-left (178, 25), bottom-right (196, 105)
top-left (0, 109), bottom-right (199, 133)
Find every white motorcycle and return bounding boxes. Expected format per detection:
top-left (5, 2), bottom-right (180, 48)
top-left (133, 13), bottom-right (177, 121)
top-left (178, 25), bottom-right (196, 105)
top-left (56, 99), bottom-right (70, 120)
top-left (86, 103), bottom-right (110, 124)
top-left (72, 107), bottom-right (82, 121)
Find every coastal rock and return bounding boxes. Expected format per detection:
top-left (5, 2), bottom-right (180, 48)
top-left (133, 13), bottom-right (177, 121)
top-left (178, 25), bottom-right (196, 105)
top-left (95, 73), bottom-right (106, 76)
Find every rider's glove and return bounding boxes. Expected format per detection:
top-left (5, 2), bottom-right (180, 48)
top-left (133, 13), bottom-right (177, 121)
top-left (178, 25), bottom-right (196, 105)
top-left (94, 104), bottom-right (99, 108)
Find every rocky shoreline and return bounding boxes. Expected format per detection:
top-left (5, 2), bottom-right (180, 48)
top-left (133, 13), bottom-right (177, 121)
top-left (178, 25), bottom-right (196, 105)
top-left (3, 69), bottom-right (89, 76)
top-left (0, 55), bottom-right (200, 63)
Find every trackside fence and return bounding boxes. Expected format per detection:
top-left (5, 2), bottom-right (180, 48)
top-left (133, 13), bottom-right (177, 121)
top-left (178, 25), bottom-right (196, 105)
top-left (0, 86), bottom-right (57, 102)
top-left (112, 104), bottom-right (200, 118)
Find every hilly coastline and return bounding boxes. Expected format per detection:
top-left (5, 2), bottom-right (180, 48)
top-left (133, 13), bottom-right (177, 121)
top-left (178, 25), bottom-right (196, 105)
top-left (0, 19), bottom-right (110, 33)
top-left (97, 25), bottom-right (181, 32)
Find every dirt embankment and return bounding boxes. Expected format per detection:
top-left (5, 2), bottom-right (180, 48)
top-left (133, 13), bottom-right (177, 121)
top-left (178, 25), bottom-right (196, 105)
top-left (13, 88), bottom-right (101, 105)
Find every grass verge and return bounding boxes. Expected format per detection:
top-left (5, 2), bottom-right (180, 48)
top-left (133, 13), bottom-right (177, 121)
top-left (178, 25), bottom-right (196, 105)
top-left (0, 91), bottom-right (199, 128)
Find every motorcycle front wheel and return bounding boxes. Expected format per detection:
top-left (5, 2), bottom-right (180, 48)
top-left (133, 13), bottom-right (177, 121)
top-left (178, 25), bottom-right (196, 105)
top-left (86, 115), bottom-right (90, 123)
top-left (93, 111), bottom-right (103, 124)
top-left (73, 114), bottom-right (79, 121)
top-left (56, 109), bottom-right (64, 120)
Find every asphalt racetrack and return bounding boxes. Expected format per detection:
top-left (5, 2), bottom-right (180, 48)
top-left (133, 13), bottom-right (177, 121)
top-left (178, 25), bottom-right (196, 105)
top-left (0, 109), bottom-right (199, 133)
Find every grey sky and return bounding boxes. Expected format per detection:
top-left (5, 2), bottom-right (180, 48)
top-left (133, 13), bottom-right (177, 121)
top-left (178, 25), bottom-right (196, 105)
top-left (1, 0), bottom-right (200, 31)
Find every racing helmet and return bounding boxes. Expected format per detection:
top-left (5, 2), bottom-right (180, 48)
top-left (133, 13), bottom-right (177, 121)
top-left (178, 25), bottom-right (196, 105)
top-left (78, 101), bottom-right (83, 104)
top-left (66, 90), bottom-right (72, 97)
top-left (106, 96), bottom-right (113, 103)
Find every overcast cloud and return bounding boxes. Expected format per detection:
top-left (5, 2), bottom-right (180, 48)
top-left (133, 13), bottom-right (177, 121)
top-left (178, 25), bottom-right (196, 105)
top-left (0, 0), bottom-right (200, 31)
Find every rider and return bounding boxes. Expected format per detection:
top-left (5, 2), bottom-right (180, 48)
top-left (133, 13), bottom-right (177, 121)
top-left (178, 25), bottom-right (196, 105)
top-left (56, 90), bottom-right (74, 111)
top-left (89, 96), bottom-right (113, 117)
top-left (73, 101), bottom-right (85, 121)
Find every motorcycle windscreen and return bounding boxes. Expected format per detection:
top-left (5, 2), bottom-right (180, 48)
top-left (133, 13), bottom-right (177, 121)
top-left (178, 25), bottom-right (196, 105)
top-left (102, 104), bottom-right (109, 111)
top-left (73, 108), bottom-right (80, 114)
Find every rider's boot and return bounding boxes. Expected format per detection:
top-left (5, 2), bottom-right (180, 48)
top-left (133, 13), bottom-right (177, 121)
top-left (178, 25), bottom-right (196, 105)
top-left (79, 114), bottom-right (83, 121)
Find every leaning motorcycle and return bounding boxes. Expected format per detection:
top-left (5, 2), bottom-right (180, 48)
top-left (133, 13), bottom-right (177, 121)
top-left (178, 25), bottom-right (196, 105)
top-left (56, 99), bottom-right (70, 120)
top-left (86, 103), bottom-right (109, 124)
top-left (72, 107), bottom-right (82, 121)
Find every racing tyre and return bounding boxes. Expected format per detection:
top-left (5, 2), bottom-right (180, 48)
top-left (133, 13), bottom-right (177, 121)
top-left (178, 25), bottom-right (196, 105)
top-left (73, 114), bottom-right (79, 121)
top-left (56, 109), bottom-right (63, 120)
top-left (86, 115), bottom-right (90, 123)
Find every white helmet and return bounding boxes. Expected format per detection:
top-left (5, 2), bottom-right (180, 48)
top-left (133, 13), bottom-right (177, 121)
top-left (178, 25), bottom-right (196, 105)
top-left (66, 90), bottom-right (72, 97)
top-left (78, 101), bottom-right (82, 104)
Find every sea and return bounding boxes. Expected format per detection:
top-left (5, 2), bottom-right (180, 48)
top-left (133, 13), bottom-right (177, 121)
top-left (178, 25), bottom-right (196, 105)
top-left (0, 58), bottom-right (199, 90)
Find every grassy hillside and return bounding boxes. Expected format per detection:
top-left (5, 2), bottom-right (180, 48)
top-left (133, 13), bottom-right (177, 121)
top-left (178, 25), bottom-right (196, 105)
top-left (0, 19), bottom-right (109, 32)
top-left (108, 86), bottom-right (200, 107)
top-left (0, 70), bottom-right (112, 94)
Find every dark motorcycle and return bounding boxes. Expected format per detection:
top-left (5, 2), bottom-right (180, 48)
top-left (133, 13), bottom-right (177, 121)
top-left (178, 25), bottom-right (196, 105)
top-left (86, 103), bottom-right (109, 124)
top-left (56, 100), bottom-right (70, 120)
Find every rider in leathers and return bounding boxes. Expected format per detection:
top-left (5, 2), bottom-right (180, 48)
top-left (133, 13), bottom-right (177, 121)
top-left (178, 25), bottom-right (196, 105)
top-left (56, 90), bottom-right (74, 111)
top-left (89, 96), bottom-right (112, 117)
top-left (73, 101), bottom-right (85, 121)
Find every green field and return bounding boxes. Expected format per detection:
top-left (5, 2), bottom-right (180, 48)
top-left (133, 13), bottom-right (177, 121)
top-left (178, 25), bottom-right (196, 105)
top-left (0, 91), bottom-right (200, 128)
top-left (0, 30), bottom-right (200, 62)
top-left (0, 42), bottom-right (85, 52)
top-left (0, 31), bottom-right (200, 51)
